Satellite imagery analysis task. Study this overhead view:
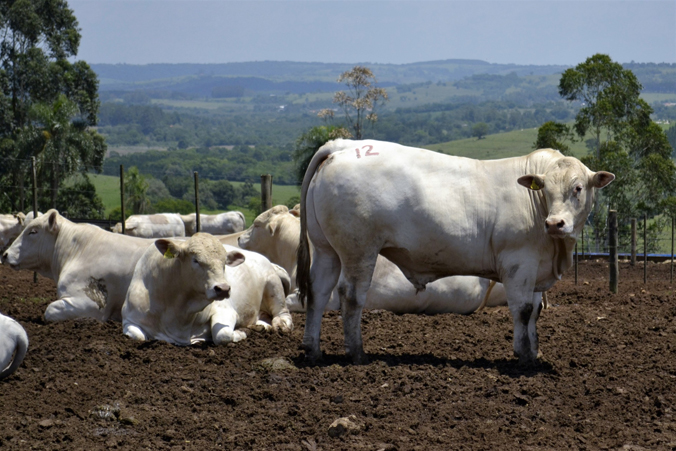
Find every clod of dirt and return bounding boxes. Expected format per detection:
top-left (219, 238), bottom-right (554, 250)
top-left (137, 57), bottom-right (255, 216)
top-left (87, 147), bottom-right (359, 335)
top-left (38, 419), bottom-right (54, 429)
top-left (328, 415), bottom-right (360, 438)
top-left (254, 357), bottom-right (297, 372)
top-left (90, 403), bottom-right (120, 421)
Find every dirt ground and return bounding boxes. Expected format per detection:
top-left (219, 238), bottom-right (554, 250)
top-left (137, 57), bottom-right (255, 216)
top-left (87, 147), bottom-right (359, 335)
top-left (1, 260), bottom-right (676, 450)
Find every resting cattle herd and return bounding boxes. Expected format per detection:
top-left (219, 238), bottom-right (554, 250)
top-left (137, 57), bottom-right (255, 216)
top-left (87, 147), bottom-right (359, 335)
top-left (122, 234), bottom-right (293, 345)
top-left (2, 210), bottom-right (153, 322)
top-left (238, 205), bottom-right (509, 313)
top-left (0, 313), bottom-right (28, 380)
top-left (181, 212), bottom-right (246, 236)
top-left (298, 139), bottom-right (614, 364)
top-left (113, 213), bottom-right (185, 238)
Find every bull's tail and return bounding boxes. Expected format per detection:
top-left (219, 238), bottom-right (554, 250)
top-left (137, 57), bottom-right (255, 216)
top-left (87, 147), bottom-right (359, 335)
top-left (475, 280), bottom-right (497, 312)
top-left (0, 323), bottom-right (29, 380)
top-left (296, 140), bottom-right (344, 308)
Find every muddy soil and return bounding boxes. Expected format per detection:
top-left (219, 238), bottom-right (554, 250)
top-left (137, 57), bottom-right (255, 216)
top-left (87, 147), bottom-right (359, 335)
top-left (1, 260), bottom-right (676, 450)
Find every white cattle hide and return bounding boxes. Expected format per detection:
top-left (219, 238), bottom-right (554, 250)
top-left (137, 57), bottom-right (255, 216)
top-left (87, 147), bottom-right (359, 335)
top-left (117, 213), bottom-right (185, 238)
top-left (237, 205), bottom-right (508, 313)
top-left (297, 139), bottom-right (614, 364)
top-left (0, 313), bottom-right (29, 379)
top-left (2, 210), bottom-right (154, 322)
top-left (181, 212), bottom-right (246, 236)
top-left (122, 235), bottom-right (293, 345)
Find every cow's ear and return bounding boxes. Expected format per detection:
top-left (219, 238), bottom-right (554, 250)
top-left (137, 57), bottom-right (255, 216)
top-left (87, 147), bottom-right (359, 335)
top-left (266, 220), bottom-right (279, 237)
top-left (156, 239), bottom-right (180, 259)
top-left (226, 250), bottom-right (245, 268)
top-left (289, 206), bottom-right (300, 218)
top-left (47, 211), bottom-right (59, 233)
top-left (591, 171), bottom-right (615, 189)
top-left (14, 212), bottom-right (25, 226)
top-left (517, 174), bottom-right (545, 191)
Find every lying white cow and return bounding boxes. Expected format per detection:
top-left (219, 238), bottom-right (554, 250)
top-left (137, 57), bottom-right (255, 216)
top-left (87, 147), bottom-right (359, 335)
top-left (298, 140), bottom-right (614, 364)
top-left (122, 234), bottom-right (293, 345)
top-left (0, 211), bottom-right (41, 253)
top-left (2, 210), bottom-right (153, 322)
top-left (0, 313), bottom-right (29, 379)
top-left (181, 212), bottom-right (246, 236)
top-left (113, 213), bottom-right (185, 238)
top-left (237, 205), bottom-right (508, 313)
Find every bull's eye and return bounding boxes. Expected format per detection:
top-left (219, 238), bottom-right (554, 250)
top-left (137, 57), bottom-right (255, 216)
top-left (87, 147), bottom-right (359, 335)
top-left (192, 257), bottom-right (199, 265)
top-left (28, 229), bottom-right (38, 235)
top-left (574, 185), bottom-right (583, 197)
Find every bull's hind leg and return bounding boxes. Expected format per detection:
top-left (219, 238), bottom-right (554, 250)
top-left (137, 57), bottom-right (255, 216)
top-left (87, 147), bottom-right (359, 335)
top-left (337, 257), bottom-right (377, 364)
top-left (301, 248), bottom-right (340, 362)
top-left (260, 278), bottom-right (293, 334)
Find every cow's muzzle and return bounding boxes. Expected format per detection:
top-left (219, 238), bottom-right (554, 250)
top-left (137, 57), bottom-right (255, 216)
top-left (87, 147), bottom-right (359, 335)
top-left (213, 283), bottom-right (231, 300)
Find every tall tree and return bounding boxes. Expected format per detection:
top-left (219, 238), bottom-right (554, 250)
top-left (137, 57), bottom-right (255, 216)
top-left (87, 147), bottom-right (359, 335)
top-left (557, 54), bottom-right (675, 250)
top-left (533, 121), bottom-right (572, 154)
top-left (0, 0), bottom-right (105, 212)
top-left (319, 66), bottom-right (388, 139)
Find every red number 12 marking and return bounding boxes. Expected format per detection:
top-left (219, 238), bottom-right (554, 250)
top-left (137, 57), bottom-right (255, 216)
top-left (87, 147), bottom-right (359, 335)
top-left (355, 145), bottom-right (379, 159)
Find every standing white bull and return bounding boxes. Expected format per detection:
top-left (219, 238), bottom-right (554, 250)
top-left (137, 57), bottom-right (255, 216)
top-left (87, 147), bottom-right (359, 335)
top-left (114, 213), bottom-right (185, 238)
top-left (181, 212), bottom-right (246, 236)
top-left (237, 205), bottom-right (508, 313)
top-left (298, 140), bottom-right (614, 364)
top-left (0, 313), bottom-right (29, 380)
top-left (122, 234), bottom-right (293, 345)
top-left (2, 210), bottom-right (153, 322)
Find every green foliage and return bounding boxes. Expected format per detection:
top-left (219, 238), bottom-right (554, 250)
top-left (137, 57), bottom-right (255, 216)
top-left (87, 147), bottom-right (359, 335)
top-left (533, 121), bottom-right (573, 154)
top-left (665, 124), bottom-right (676, 156)
top-left (471, 122), bottom-right (489, 140)
top-left (56, 174), bottom-right (104, 219)
top-left (124, 166), bottom-right (150, 214)
top-left (0, 0), bottom-right (105, 213)
top-left (293, 125), bottom-right (351, 184)
top-left (153, 198), bottom-right (195, 215)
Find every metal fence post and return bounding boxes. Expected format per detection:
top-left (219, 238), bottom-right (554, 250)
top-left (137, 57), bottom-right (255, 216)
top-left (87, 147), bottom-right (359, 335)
top-left (630, 218), bottom-right (636, 266)
top-left (574, 242), bottom-right (578, 285)
top-left (609, 210), bottom-right (618, 293)
top-left (119, 165), bottom-right (125, 234)
top-left (261, 174), bottom-right (272, 212)
top-left (194, 171), bottom-right (200, 233)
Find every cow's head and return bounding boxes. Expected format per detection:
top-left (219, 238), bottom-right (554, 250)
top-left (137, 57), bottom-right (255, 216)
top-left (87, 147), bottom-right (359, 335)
top-left (155, 233), bottom-right (245, 304)
top-left (518, 157), bottom-right (614, 238)
top-left (1, 209), bottom-right (61, 273)
top-left (238, 205), bottom-right (289, 251)
top-left (0, 213), bottom-right (25, 250)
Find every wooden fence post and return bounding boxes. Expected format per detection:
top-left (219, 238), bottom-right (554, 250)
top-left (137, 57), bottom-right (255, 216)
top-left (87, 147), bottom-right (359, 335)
top-left (671, 215), bottom-right (674, 284)
top-left (194, 171), bottom-right (200, 233)
top-left (31, 157), bottom-right (38, 284)
top-left (630, 218), bottom-right (636, 266)
top-left (261, 174), bottom-right (272, 212)
top-left (119, 165), bottom-right (126, 234)
top-left (644, 214), bottom-right (647, 284)
top-left (574, 242), bottom-right (578, 285)
top-left (609, 210), bottom-right (618, 293)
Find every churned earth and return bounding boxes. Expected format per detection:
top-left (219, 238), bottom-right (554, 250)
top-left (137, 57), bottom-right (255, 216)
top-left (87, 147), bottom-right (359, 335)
top-left (1, 260), bottom-right (675, 450)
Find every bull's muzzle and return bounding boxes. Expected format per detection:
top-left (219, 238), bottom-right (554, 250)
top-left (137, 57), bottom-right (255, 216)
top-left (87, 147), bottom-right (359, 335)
top-left (545, 217), bottom-right (570, 236)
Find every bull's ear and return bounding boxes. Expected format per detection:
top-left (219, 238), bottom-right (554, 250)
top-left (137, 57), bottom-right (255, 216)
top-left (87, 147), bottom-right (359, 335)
top-left (517, 174), bottom-right (545, 191)
top-left (226, 250), bottom-right (245, 268)
top-left (15, 212), bottom-right (25, 225)
top-left (591, 171), bottom-right (615, 189)
top-left (156, 239), bottom-right (181, 259)
top-left (289, 206), bottom-right (300, 217)
top-left (47, 211), bottom-right (59, 233)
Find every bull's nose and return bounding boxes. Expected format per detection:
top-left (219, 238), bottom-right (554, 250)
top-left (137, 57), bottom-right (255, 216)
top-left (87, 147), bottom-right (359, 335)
top-left (214, 283), bottom-right (231, 299)
top-left (545, 219), bottom-right (565, 229)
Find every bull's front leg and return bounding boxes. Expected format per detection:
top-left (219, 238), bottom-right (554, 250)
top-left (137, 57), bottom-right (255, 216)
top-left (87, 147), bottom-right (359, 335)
top-left (44, 294), bottom-right (106, 322)
top-left (503, 271), bottom-right (543, 364)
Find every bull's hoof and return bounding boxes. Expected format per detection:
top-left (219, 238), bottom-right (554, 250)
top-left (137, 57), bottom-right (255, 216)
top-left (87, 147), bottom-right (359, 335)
top-left (348, 351), bottom-right (369, 366)
top-left (300, 342), bottom-right (322, 364)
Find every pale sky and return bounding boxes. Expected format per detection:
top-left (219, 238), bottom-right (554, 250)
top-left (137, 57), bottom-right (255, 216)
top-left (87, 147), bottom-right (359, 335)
top-left (69, 0), bottom-right (676, 66)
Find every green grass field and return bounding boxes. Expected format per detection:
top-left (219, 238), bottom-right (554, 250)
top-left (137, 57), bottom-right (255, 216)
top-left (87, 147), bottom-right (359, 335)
top-left (426, 128), bottom-right (590, 160)
top-left (90, 174), bottom-right (300, 225)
